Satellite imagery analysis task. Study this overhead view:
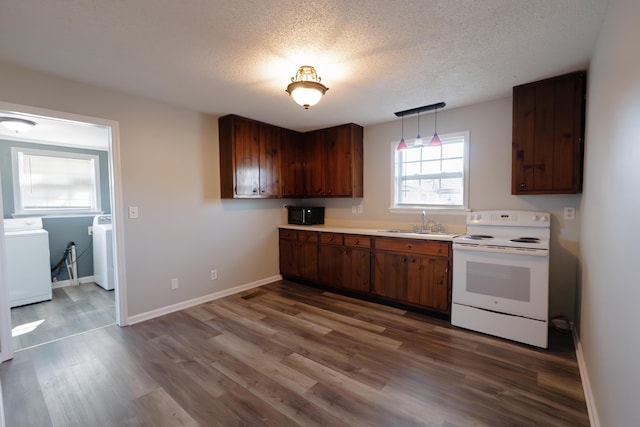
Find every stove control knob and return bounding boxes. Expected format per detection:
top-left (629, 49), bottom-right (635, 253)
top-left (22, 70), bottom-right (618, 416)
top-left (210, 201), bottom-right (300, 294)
top-left (542, 215), bottom-right (549, 222)
top-left (533, 215), bottom-right (540, 221)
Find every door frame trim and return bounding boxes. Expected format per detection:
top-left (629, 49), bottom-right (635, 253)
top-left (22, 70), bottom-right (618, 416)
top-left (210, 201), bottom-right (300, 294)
top-left (0, 101), bottom-right (128, 363)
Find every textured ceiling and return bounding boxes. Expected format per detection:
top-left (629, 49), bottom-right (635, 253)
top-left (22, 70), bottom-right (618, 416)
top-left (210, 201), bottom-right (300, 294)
top-left (0, 0), bottom-right (609, 133)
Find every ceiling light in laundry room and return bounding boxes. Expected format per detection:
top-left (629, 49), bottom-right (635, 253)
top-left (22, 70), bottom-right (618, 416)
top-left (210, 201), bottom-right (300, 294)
top-left (0, 117), bottom-right (37, 133)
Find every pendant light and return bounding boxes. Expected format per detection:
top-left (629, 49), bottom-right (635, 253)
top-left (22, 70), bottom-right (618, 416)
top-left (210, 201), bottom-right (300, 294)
top-left (429, 106), bottom-right (442, 147)
top-left (397, 115), bottom-right (408, 150)
top-left (414, 111), bottom-right (423, 146)
top-left (394, 102), bottom-right (445, 150)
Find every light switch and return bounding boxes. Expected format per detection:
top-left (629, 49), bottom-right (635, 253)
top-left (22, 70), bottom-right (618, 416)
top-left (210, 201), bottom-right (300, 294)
top-left (129, 206), bottom-right (139, 219)
top-left (564, 207), bottom-right (576, 220)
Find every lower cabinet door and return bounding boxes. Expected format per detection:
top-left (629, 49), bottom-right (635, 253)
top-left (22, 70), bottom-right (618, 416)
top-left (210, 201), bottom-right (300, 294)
top-left (344, 247), bottom-right (371, 292)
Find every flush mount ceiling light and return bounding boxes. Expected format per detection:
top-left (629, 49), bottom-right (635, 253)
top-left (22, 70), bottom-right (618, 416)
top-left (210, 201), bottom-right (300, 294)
top-left (0, 117), bottom-right (37, 133)
top-left (285, 65), bottom-right (329, 109)
top-left (394, 102), bottom-right (446, 150)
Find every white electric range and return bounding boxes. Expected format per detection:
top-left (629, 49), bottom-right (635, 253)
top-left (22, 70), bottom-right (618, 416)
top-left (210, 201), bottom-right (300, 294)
top-left (451, 210), bottom-right (550, 348)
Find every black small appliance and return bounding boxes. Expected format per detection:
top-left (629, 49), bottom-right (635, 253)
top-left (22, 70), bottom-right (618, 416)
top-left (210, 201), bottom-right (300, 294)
top-left (287, 206), bottom-right (325, 225)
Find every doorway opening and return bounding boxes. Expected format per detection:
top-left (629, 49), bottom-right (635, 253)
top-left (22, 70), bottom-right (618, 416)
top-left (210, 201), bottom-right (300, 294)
top-left (0, 102), bottom-right (125, 361)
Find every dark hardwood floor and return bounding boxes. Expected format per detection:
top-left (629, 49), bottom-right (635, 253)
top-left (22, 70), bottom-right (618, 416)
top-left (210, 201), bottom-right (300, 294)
top-left (10, 282), bottom-right (116, 351)
top-left (0, 280), bottom-right (589, 426)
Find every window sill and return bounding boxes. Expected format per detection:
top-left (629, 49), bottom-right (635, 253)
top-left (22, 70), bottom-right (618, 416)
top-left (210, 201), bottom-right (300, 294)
top-left (389, 207), bottom-right (470, 215)
top-left (12, 211), bottom-right (104, 219)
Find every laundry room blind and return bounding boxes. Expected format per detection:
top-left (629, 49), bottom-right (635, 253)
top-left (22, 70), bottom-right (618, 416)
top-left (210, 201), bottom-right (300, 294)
top-left (12, 147), bottom-right (101, 214)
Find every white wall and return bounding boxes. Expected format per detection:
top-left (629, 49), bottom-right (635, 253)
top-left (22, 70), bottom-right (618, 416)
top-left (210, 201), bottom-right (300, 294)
top-left (0, 61), bottom-right (285, 317)
top-left (579, 0), bottom-right (640, 425)
top-left (326, 97), bottom-right (582, 320)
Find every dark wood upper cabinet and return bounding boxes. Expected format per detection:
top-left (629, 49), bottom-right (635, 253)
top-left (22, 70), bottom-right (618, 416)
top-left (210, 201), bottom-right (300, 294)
top-left (304, 123), bottom-right (363, 198)
top-left (512, 71), bottom-right (586, 194)
top-left (280, 128), bottom-right (305, 198)
top-left (219, 115), bottom-right (363, 199)
top-left (219, 115), bottom-right (281, 198)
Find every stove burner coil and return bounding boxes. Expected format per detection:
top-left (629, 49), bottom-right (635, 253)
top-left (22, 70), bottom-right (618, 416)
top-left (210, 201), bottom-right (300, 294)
top-left (466, 235), bottom-right (494, 240)
top-left (510, 237), bottom-right (540, 243)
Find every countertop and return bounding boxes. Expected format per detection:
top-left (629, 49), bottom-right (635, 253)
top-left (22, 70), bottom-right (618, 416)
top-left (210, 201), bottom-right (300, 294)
top-left (278, 224), bottom-right (460, 242)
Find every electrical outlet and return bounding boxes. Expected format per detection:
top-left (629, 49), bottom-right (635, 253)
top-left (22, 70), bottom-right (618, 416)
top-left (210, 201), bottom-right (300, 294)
top-left (88, 226), bottom-right (93, 236)
top-left (357, 204), bottom-right (363, 214)
top-left (170, 278), bottom-right (179, 289)
top-left (564, 207), bottom-right (576, 220)
top-left (210, 269), bottom-right (217, 280)
top-left (129, 206), bottom-right (139, 219)
top-left (282, 204), bottom-right (287, 212)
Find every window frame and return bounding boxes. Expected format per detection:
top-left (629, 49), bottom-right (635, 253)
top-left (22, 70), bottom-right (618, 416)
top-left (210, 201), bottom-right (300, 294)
top-left (11, 147), bottom-right (102, 217)
top-left (389, 130), bottom-right (470, 213)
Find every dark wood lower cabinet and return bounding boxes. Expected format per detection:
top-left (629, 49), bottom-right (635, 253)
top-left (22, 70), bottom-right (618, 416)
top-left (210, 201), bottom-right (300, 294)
top-left (318, 234), bottom-right (371, 292)
top-left (278, 229), bottom-right (318, 281)
top-left (280, 230), bottom-right (451, 315)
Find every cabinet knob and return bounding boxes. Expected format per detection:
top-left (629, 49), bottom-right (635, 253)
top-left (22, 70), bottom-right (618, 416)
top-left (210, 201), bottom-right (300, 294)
top-left (519, 183), bottom-right (526, 190)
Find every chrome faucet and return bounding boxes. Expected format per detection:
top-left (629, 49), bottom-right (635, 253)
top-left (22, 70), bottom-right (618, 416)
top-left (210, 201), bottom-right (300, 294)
top-left (421, 210), bottom-right (427, 232)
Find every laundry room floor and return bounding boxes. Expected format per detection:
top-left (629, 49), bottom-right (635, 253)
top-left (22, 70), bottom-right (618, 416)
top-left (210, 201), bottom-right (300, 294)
top-left (10, 282), bottom-right (116, 351)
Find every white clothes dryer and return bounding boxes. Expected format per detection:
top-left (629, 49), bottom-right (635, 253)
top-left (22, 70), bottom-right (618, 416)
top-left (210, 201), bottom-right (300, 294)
top-left (4, 217), bottom-right (52, 307)
top-left (92, 215), bottom-right (114, 290)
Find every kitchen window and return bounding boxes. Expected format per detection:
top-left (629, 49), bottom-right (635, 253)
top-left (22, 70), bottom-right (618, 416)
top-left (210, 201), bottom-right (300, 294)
top-left (12, 147), bottom-right (101, 216)
top-left (391, 131), bottom-right (469, 211)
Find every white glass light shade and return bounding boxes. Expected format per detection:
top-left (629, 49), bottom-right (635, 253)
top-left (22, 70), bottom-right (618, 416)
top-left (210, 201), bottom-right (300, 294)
top-left (288, 82), bottom-right (325, 109)
top-left (0, 118), bottom-right (36, 133)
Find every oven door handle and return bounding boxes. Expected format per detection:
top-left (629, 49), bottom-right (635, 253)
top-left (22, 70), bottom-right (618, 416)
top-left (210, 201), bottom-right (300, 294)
top-left (453, 243), bottom-right (549, 257)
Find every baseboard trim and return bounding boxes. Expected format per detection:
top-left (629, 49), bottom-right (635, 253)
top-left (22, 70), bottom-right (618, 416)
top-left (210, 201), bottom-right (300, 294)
top-left (52, 276), bottom-right (95, 289)
top-left (126, 275), bottom-right (282, 326)
top-left (572, 326), bottom-right (600, 427)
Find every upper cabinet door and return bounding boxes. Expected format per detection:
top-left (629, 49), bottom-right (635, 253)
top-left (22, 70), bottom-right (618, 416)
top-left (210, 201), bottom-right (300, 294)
top-left (219, 115), bottom-right (281, 199)
top-left (304, 129), bottom-right (326, 197)
top-left (280, 128), bottom-right (305, 198)
top-left (258, 123), bottom-right (282, 197)
top-left (512, 71), bottom-right (586, 194)
top-left (234, 118), bottom-right (261, 197)
top-left (328, 123), bottom-right (363, 197)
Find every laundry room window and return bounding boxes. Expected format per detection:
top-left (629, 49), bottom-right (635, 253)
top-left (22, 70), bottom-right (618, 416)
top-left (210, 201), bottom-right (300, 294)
top-left (391, 131), bottom-right (470, 211)
top-left (11, 147), bottom-right (101, 215)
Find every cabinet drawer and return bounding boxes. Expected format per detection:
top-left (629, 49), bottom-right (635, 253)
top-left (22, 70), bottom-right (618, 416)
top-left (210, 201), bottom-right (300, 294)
top-left (320, 233), bottom-right (344, 245)
top-left (279, 229), bottom-right (298, 240)
top-left (298, 231), bottom-right (318, 242)
top-left (345, 235), bottom-right (371, 248)
top-left (375, 237), bottom-right (449, 257)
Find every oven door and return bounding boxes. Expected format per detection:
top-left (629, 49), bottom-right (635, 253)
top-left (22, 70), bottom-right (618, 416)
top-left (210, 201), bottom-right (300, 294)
top-left (452, 244), bottom-right (548, 320)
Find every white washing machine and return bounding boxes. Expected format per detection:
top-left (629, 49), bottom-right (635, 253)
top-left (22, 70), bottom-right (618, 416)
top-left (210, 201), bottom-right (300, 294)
top-left (4, 217), bottom-right (52, 307)
top-left (93, 214), bottom-right (114, 290)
